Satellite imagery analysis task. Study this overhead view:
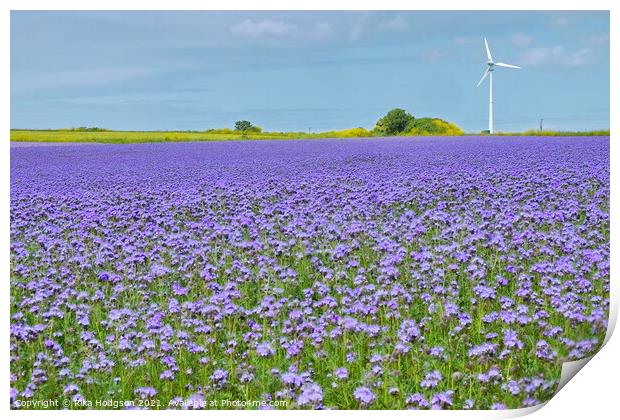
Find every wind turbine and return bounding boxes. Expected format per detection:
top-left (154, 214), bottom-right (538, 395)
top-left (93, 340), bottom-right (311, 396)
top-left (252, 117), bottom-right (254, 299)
top-left (476, 38), bottom-right (521, 134)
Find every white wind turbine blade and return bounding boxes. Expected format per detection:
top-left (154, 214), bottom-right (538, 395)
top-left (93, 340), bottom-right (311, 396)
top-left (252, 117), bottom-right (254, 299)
top-left (476, 68), bottom-right (490, 87)
top-left (484, 37), bottom-right (493, 62)
top-left (495, 62), bottom-right (521, 69)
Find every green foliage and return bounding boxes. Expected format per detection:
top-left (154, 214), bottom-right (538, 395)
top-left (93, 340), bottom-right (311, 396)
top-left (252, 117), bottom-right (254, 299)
top-left (233, 121), bottom-right (263, 136)
top-left (374, 108), bottom-right (414, 135)
top-left (234, 120), bottom-right (254, 132)
top-left (405, 118), bottom-right (464, 136)
top-left (373, 109), bottom-right (464, 136)
top-left (206, 128), bottom-right (234, 134)
top-left (320, 127), bottom-right (372, 138)
top-left (405, 117), bottom-right (436, 134)
top-left (245, 125), bottom-right (263, 133)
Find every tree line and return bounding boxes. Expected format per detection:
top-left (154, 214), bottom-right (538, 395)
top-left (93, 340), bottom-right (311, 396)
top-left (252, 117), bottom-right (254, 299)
top-left (232, 108), bottom-right (463, 137)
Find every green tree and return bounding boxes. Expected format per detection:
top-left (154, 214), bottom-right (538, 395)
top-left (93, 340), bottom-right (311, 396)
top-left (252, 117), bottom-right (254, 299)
top-left (234, 120), bottom-right (254, 132)
top-left (374, 108), bottom-right (414, 135)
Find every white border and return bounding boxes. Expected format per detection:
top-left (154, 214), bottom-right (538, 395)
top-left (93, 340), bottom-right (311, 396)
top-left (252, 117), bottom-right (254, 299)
top-left (2, 1), bottom-right (616, 419)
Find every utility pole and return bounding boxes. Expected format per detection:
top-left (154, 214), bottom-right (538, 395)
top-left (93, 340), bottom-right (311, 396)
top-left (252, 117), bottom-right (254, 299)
top-left (539, 118), bottom-right (543, 132)
top-left (308, 127), bottom-right (311, 134)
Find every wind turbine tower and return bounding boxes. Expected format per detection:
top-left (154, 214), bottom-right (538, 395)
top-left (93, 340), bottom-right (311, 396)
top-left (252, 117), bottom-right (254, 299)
top-left (476, 38), bottom-right (521, 134)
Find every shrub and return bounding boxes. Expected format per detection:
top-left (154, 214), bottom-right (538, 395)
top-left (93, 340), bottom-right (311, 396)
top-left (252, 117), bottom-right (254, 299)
top-left (374, 109), bottom-right (414, 135)
top-left (405, 118), bottom-right (464, 136)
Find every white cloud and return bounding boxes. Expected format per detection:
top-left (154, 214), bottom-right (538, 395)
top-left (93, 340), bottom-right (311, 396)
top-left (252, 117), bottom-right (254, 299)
top-left (511, 33), bottom-right (534, 48)
top-left (228, 19), bottom-right (332, 42)
top-left (519, 46), bottom-right (593, 68)
top-left (230, 19), bottom-right (297, 38)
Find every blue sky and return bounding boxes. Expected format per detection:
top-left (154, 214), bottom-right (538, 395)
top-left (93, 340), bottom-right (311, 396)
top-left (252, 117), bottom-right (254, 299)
top-left (11, 11), bottom-right (609, 132)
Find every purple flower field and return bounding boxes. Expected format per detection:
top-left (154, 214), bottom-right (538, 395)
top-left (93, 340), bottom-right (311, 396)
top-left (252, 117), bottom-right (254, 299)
top-left (10, 136), bottom-right (610, 409)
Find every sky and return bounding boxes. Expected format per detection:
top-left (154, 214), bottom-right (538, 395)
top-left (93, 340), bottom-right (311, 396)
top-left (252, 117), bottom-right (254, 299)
top-left (11, 11), bottom-right (610, 133)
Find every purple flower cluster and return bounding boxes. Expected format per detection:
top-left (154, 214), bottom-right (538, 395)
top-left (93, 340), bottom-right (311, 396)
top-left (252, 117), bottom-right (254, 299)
top-left (10, 136), bottom-right (609, 409)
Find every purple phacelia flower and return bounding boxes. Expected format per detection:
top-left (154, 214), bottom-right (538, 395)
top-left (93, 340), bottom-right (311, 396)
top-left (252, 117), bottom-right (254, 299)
top-left (210, 369), bottom-right (228, 388)
top-left (406, 393), bottom-right (429, 409)
top-left (334, 367), bottom-right (349, 380)
top-left (431, 391), bottom-right (454, 409)
top-left (421, 370), bottom-right (443, 389)
top-left (354, 387), bottom-right (376, 406)
top-left (134, 387), bottom-right (157, 398)
top-left (297, 383), bottom-right (323, 407)
top-left (256, 342), bottom-right (275, 357)
top-left (398, 319), bottom-right (421, 343)
top-left (185, 393), bottom-right (206, 409)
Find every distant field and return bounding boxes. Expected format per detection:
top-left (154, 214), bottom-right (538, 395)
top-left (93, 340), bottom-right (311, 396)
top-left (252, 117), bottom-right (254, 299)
top-left (497, 129), bottom-right (610, 137)
top-left (10, 129), bottom-right (610, 144)
top-left (9, 129), bottom-right (303, 143)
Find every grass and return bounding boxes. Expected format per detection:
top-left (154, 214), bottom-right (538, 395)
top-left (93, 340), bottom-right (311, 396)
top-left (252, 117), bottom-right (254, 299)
top-left (10, 128), bottom-right (610, 144)
top-left (490, 129), bottom-right (611, 137)
top-left (10, 129), bottom-right (305, 144)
